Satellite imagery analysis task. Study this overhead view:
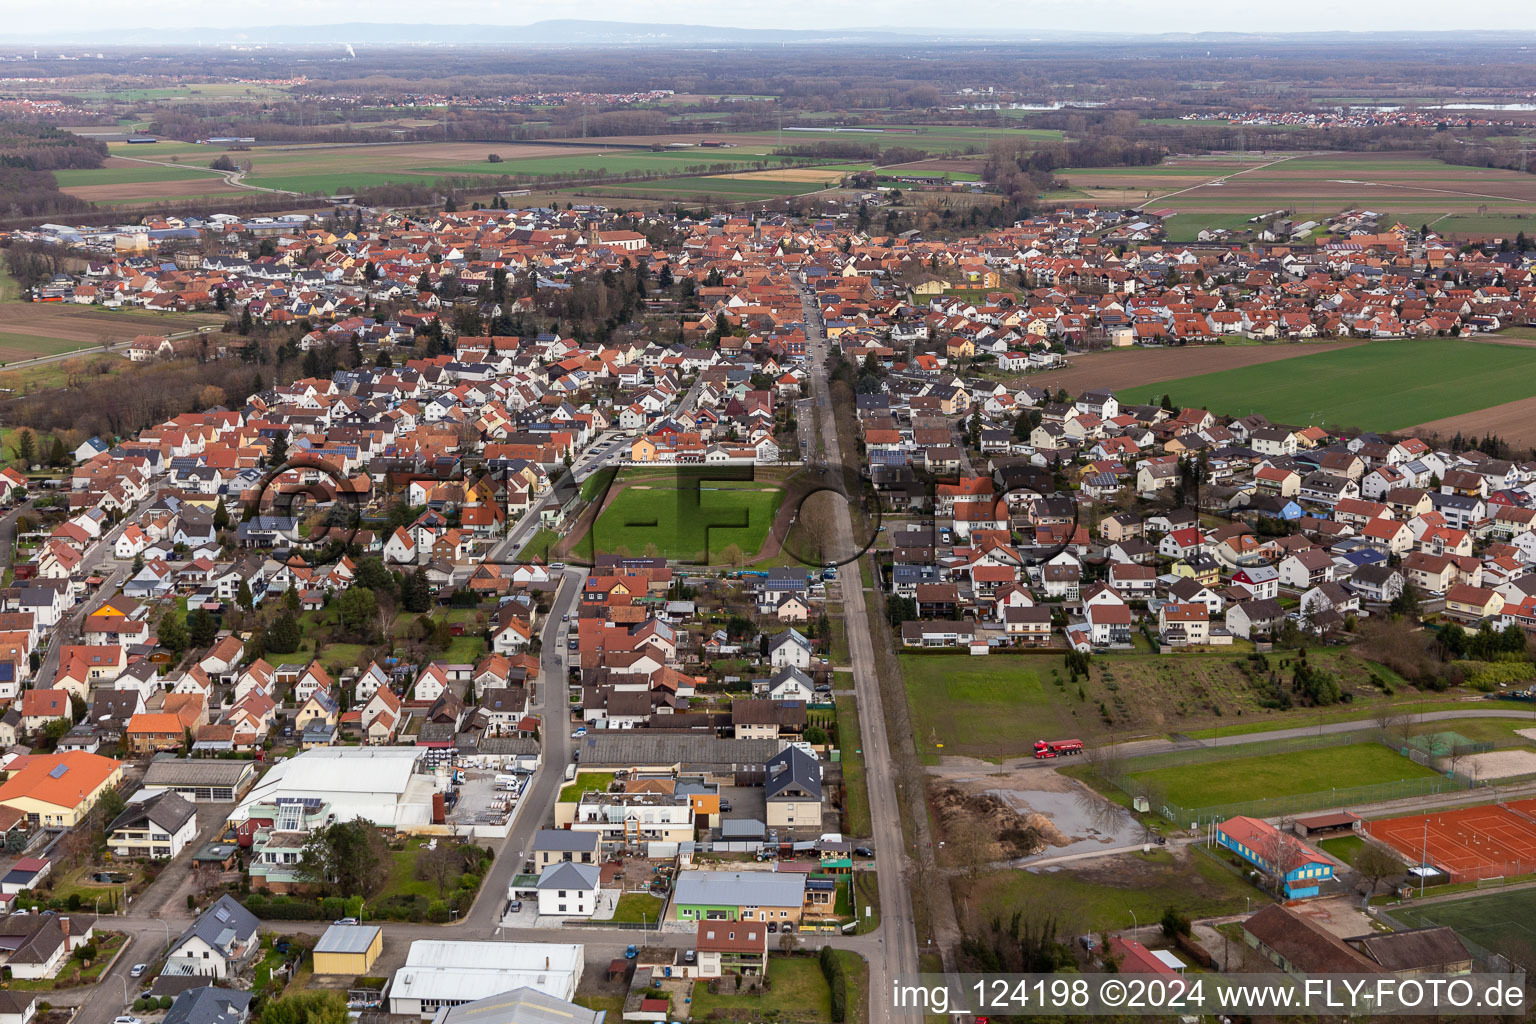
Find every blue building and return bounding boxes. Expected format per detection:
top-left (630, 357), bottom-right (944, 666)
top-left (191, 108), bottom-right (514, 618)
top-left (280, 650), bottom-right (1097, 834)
top-left (1217, 815), bottom-right (1334, 899)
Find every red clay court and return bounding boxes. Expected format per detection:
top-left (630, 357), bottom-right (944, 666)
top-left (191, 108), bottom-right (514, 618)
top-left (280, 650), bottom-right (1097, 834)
top-left (1365, 801), bottom-right (1536, 881)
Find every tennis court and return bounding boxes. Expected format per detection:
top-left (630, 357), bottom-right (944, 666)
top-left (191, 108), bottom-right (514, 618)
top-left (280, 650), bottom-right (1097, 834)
top-left (1365, 802), bottom-right (1536, 881)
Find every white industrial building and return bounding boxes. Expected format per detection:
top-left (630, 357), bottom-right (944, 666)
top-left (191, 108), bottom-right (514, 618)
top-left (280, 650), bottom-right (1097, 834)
top-left (389, 941), bottom-right (584, 1018)
top-left (228, 747), bottom-right (438, 832)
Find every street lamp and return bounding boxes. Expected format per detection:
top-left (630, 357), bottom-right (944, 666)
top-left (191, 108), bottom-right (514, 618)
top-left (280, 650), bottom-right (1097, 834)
top-left (1128, 909), bottom-right (1137, 933)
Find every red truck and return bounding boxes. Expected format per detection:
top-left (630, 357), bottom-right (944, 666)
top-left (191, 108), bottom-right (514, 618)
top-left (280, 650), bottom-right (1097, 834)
top-left (1033, 738), bottom-right (1084, 759)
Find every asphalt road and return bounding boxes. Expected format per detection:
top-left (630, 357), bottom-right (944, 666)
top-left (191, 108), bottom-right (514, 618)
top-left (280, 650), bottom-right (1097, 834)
top-left (36, 490), bottom-right (161, 688)
top-left (797, 283), bottom-right (919, 1000)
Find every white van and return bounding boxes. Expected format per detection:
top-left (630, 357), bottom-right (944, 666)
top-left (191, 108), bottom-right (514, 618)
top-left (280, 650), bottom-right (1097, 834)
top-left (564, 763), bottom-right (578, 781)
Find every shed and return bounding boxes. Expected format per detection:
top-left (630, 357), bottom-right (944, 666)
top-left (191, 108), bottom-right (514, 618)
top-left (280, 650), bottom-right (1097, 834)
top-left (312, 924), bottom-right (382, 975)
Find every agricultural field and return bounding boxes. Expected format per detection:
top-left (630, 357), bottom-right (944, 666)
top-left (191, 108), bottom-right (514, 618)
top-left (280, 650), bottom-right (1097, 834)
top-left (574, 475), bottom-right (784, 564)
top-left (1016, 338), bottom-right (1360, 395)
top-left (1124, 743), bottom-right (1438, 809)
top-left (1118, 339), bottom-right (1536, 434)
top-left (1055, 151), bottom-right (1536, 241)
top-left (0, 303), bottom-right (226, 365)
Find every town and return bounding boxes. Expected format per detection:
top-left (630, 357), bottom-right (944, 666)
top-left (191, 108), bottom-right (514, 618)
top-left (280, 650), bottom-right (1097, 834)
top-left (0, 21), bottom-right (1534, 1024)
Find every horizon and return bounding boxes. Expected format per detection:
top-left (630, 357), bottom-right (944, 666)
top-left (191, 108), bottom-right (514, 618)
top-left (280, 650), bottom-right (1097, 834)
top-left (7, 9), bottom-right (1536, 42)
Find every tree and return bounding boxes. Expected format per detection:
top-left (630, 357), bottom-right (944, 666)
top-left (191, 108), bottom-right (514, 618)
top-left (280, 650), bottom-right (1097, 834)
top-left (268, 432), bottom-right (289, 466)
top-left (336, 586), bottom-right (378, 636)
top-left (402, 568), bottom-right (432, 613)
top-left (265, 610), bottom-right (302, 654)
top-left (260, 991), bottom-right (349, 1024)
top-left (354, 556), bottom-right (395, 594)
top-left (12, 429), bottom-right (35, 468)
top-left (415, 843), bottom-right (462, 897)
top-left (1354, 843), bottom-right (1405, 897)
top-left (236, 581), bottom-right (254, 612)
top-left (188, 607), bottom-right (219, 648)
top-left (94, 786), bottom-right (126, 832)
top-left (296, 819), bottom-right (388, 899)
top-left (47, 436), bottom-right (67, 468)
top-left (159, 613), bottom-right (190, 655)
top-left (1160, 906), bottom-right (1192, 938)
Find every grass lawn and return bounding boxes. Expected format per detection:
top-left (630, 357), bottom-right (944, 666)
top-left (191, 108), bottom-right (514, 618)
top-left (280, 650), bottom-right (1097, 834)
top-left (577, 479), bottom-right (783, 563)
top-left (689, 955), bottom-right (832, 1022)
top-left (1389, 887), bottom-right (1536, 968)
top-left (1126, 743), bottom-right (1437, 808)
top-left (1318, 834), bottom-right (1368, 867)
top-left (1118, 339), bottom-right (1536, 433)
top-left (519, 528), bottom-right (559, 563)
top-left (835, 693), bottom-right (871, 837)
top-left (901, 653), bottom-right (1059, 763)
top-left (559, 771), bottom-right (617, 803)
top-left (960, 847), bottom-right (1261, 936)
top-left (609, 892), bottom-right (664, 924)
top-left (10, 932), bottom-right (126, 989)
top-left (1183, 696), bottom-right (1528, 739)
top-left (850, 871), bottom-right (880, 936)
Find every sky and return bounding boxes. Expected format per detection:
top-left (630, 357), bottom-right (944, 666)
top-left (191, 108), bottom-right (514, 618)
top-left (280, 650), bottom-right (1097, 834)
top-left (10, 0), bottom-right (1536, 37)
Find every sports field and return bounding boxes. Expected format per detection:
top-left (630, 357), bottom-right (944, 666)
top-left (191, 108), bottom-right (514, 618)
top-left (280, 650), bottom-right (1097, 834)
top-left (1127, 743), bottom-right (1437, 808)
top-left (576, 477), bottom-right (783, 564)
top-left (1117, 339), bottom-right (1536, 432)
top-left (1390, 887), bottom-right (1536, 966)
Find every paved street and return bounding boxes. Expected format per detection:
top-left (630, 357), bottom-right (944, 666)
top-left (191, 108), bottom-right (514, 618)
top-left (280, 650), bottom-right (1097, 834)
top-left (797, 283), bottom-right (917, 1001)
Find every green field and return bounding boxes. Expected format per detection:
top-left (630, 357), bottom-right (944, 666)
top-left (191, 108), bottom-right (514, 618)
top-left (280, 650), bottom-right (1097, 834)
top-left (901, 654), bottom-right (1057, 763)
top-left (1119, 339), bottom-right (1536, 432)
top-left (587, 178), bottom-right (837, 201)
top-left (1161, 212), bottom-right (1262, 241)
top-left (1126, 743), bottom-right (1438, 808)
top-left (55, 165), bottom-right (222, 187)
top-left (578, 479), bottom-right (783, 562)
top-left (963, 848), bottom-right (1261, 936)
top-left (1390, 887), bottom-right (1536, 966)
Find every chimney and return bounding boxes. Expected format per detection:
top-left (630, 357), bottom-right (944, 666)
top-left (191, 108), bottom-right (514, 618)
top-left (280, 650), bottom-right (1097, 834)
top-left (60, 916), bottom-right (70, 938)
top-left (544, 956), bottom-right (550, 970)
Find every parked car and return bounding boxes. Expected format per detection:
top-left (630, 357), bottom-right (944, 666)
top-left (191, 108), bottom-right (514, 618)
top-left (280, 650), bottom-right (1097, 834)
top-left (334, 917), bottom-right (358, 925)
top-left (507, 900), bottom-right (523, 913)
top-left (683, 950), bottom-right (696, 964)
top-left (129, 964), bottom-right (147, 978)
top-left (114, 1017), bottom-right (143, 1024)
top-left (572, 728), bottom-right (587, 738)
top-left (854, 847), bottom-right (875, 858)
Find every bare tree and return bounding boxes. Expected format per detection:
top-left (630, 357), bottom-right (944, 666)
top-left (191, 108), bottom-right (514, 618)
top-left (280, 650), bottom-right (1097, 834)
top-left (1255, 820), bottom-right (1305, 896)
top-left (1354, 843), bottom-right (1406, 898)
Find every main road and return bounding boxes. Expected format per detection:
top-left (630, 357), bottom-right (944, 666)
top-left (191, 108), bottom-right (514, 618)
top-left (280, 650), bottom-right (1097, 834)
top-left (797, 283), bottom-right (920, 1000)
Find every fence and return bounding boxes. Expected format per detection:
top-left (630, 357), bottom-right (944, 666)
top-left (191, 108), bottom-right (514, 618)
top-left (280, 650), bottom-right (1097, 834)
top-left (1099, 728), bottom-right (1480, 828)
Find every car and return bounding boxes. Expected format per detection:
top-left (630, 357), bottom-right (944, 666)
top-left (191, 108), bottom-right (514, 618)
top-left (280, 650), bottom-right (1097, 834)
top-left (854, 846), bottom-right (875, 858)
top-left (129, 963), bottom-right (148, 978)
top-left (334, 917), bottom-right (358, 925)
top-left (114, 1016), bottom-right (144, 1024)
top-left (571, 728), bottom-right (587, 738)
top-left (561, 614), bottom-right (569, 622)
top-left (274, 940), bottom-right (291, 954)
top-left (625, 945), bottom-right (639, 959)
top-left (507, 900), bottom-right (523, 913)
top-left (683, 950), bottom-right (696, 964)
top-left (767, 922), bottom-right (778, 933)
top-left (568, 638), bottom-right (578, 650)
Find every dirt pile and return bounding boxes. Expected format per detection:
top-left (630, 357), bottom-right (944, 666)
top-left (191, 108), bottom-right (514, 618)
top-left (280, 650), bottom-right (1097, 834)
top-left (931, 784), bottom-right (1050, 859)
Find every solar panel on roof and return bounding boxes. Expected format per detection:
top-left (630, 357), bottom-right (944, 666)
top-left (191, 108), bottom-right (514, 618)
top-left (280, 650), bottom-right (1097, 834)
top-left (48, 764), bottom-right (68, 779)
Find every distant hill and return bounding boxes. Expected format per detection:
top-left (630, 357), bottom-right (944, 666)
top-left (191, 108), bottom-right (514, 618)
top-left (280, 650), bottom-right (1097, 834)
top-left (17, 22), bottom-right (1534, 47)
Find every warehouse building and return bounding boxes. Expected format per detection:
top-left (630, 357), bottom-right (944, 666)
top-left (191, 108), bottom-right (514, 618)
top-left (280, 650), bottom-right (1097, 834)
top-left (389, 941), bottom-right (583, 1018)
